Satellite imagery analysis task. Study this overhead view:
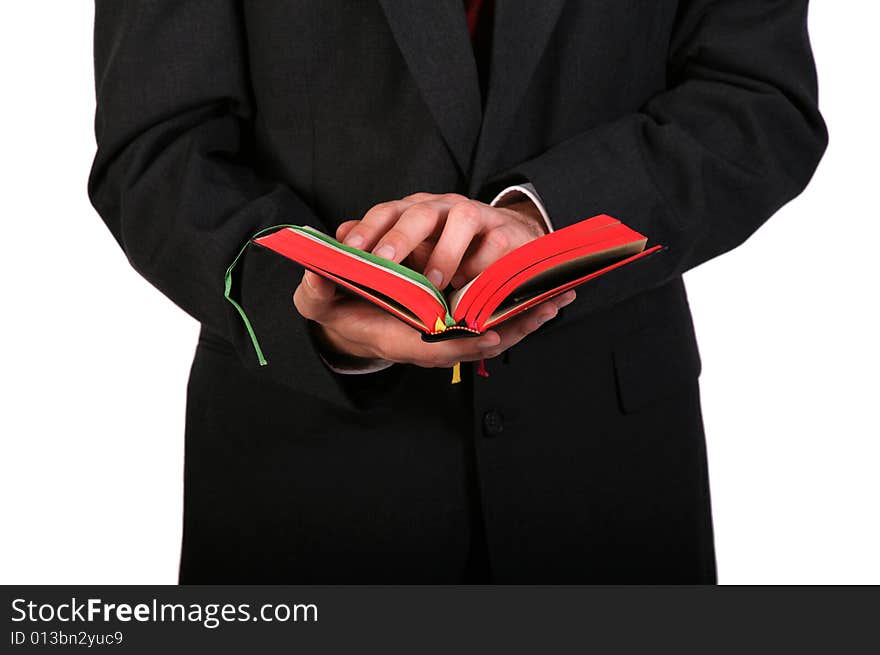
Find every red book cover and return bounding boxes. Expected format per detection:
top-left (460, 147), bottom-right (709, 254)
top-left (242, 215), bottom-right (662, 342)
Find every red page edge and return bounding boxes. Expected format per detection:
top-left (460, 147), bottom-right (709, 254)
top-left (480, 245), bottom-right (665, 331)
top-left (253, 229), bottom-right (446, 331)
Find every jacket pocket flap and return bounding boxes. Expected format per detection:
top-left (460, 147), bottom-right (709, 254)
top-left (613, 322), bottom-right (702, 414)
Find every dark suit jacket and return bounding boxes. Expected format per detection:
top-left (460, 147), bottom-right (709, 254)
top-left (89, 0), bottom-right (826, 583)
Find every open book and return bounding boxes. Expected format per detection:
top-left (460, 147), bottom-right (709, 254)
top-left (228, 215), bottom-right (662, 353)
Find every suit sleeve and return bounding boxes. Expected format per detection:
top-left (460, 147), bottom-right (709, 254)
top-left (481, 0), bottom-right (828, 317)
top-left (88, 0), bottom-right (378, 409)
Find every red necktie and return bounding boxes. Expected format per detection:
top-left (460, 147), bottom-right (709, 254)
top-left (463, 0), bottom-right (493, 100)
top-left (464, 0), bottom-right (486, 40)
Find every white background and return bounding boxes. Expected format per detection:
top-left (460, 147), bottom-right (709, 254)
top-left (1, 3), bottom-right (877, 584)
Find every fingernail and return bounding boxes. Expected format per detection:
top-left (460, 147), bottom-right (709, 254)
top-left (477, 333), bottom-right (500, 348)
top-left (304, 271), bottom-right (316, 290)
top-left (426, 269), bottom-right (443, 288)
top-left (557, 291), bottom-right (577, 308)
top-left (345, 234), bottom-right (365, 249)
top-left (374, 244), bottom-right (396, 260)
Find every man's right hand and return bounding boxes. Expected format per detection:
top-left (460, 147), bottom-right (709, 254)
top-left (292, 270), bottom-right (576, 369)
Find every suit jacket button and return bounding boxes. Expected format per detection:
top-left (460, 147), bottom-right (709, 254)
top-left (482, 409), bottom-right (504, 437)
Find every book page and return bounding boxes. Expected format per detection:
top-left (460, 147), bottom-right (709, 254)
top-left (447, 275), bottom-right (481, 314)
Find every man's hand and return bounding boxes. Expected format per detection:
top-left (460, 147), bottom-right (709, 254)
top-left (293, 272), bottom-right (576, 368)
top-left (292, 191), bottom-right (569, 369)
top-left (335, 192), bottom-right (548, 289)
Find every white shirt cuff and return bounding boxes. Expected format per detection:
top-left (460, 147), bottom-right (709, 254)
top-left (490, 182), bottom-right (554, 233)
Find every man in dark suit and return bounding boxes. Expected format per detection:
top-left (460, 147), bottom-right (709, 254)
top-left (89, 1), bottom-right (826, 583)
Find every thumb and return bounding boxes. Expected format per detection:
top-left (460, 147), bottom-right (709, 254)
top-left (293, 270), bottom-right (336, 320)
top-left (303, 270), bottom-right (336, 299)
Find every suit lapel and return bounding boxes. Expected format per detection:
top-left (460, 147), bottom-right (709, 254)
top-left (378, 0), bottom-right (483, 176)
top-left (470, 0), bottom-right (566, 188)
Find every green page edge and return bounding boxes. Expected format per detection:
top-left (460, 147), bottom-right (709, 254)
top-left (224, 224), bottom-right (455, 367)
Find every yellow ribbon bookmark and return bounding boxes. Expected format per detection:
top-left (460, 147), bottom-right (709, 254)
top-left (431, 316), bottom-right (460, 384)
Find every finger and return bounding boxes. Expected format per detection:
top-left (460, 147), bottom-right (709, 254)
top-left (401, 240), bottom-right (436, 278)
top-left (342, 200), bottom-right (409, 250)
top-left (371, 199), bottom-right (456, 266)
top-left (450, 223), bottom-right (531, 288)
top-left (335, 220), bottom-right (359, 243)
top-left (480, 308), bottom-right (552, 357)
top-left (305, 287), bottom-right (496, 367)
top-left (292, 270), bottom-right (337, 321)
top-left (481, 291), bottom-right (578, 358)
top-left (343, 193), bottom-right (467, 252)
top-left (377, 324), bottom-right (501, 368)
top-left (552, 289), bottom-right (578, 310)
top-left (429, 330), bottom-right (502, 366)
top-left (422, 201), bottom-right (486, 289)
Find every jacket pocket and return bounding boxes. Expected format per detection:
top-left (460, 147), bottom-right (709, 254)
top-left (612, 309), bottom-right (702, 414)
